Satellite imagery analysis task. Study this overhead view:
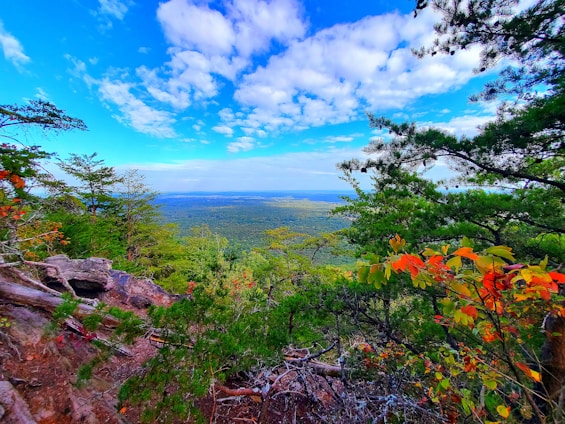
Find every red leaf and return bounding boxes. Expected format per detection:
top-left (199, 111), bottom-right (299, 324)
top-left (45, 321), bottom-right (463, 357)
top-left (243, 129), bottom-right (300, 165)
top-left (549, 272), bottom-right (565, 283)
top-left (460, 304), bottom-right (478, 320)
top-left (516, 362), bottom-right (542, 382)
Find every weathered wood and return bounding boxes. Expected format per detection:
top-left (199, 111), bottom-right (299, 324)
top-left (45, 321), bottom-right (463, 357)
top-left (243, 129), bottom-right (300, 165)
top-left (0, 280), bottom-right (119, 327)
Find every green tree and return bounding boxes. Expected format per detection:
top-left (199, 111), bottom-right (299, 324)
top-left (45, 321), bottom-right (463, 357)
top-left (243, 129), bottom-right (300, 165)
top-left (113, 169), bottom-right (160, 264)
top-left (0, 100), bottom-right (86, 259)
top-left (58, 153), bottom-right (123, 219)
top-left (413, 0), bottom-right (564, 99)
top-left (338, 0), bottom-right (564, 263)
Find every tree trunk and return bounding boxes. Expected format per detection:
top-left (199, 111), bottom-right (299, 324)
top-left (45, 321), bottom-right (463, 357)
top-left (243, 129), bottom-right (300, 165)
top-left (540, 314), bottom-right (565, 420)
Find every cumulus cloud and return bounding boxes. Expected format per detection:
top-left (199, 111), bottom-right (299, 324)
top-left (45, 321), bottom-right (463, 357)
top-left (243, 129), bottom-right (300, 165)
top-left (0, 21), bottom-right (30, 70)
top-left (98, 78), bottom-right (177, 137)
top-left (227, 136), bottom-right (256, 152)
top-left (68, 2), bottom-right (488, 144)
top-left (64, 54), bottom-right (178, 138)
top-left (134, 0), bottom-right (306, 115)
top-left (212, 125), bottom-right (235, 136)
top-left (231, 7), bottom-right (482, 134)
top-left (426, 113), bottom-right (495, 137)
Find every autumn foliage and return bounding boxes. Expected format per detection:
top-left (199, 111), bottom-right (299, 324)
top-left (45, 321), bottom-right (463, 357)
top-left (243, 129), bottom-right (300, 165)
top-left (357, 236), bottom-right (565, 423)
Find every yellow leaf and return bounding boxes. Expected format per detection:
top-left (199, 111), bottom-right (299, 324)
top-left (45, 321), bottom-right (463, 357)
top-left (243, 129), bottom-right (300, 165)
top-left (516, 362), bottom-right (542, 382)
top-left (423, 247), bottom-right (441, 257)
top-left (475, 255), bottom-right (506, 274)
top-left (441, 244), bottom-right (450, 255)
top-left (446, 256), bottom-right (462, 272)
top-left (496, 405), bottom-right (510, 419)
top-left (451, 282), bottom-right (471, 298)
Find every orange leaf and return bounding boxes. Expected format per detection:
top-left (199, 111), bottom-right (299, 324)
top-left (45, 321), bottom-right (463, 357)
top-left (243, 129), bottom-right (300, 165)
top-left (392, 254), bottom-right (424, 278)
top-left (460, 304), bottom-right (478, 320)
top-left (389, 234), bottom-right (406, 253)
top-left (453, 247), bottom-right (479, 261)
top-left (9, 174), bottom-right (25, 189)
top-left (0, 170), bottom-right (10, 179)
top-left (515, 362), bottom-right (542, 382)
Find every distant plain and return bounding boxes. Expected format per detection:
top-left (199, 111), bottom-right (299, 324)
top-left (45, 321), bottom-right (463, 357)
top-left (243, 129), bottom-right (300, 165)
top-left (156, 191), bottom-right (353, 253)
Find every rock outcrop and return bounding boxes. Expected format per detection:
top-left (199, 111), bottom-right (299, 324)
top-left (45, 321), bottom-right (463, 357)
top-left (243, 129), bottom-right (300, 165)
top-left (40, 255), bottom-right (178, 309)
top-left (44, 255), bottom-right (114, 294)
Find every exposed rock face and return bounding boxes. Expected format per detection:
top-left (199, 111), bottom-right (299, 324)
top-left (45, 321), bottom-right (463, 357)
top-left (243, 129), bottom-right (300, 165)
top-left (41, 255), bottom-right (179, 310)
top-left (0, 381), bottom-right (37, 424)
top-left (43, 255), bottom-right (114, 294)
top-left (101, 271), bottom-right (179, 309)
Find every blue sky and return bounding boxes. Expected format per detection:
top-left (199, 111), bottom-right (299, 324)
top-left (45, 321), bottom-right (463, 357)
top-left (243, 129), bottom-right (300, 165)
top-left (0, 0), bottom-right (503, 192)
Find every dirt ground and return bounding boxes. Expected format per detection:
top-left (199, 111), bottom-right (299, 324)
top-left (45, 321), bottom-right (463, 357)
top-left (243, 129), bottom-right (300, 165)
top-left (0, 302), bottom-right (351, 424)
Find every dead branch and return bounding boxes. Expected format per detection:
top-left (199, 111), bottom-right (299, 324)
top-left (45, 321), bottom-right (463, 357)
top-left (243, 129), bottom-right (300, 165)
top-left (4, 265), bottom-right (62, 297)
top-left (0, 280), bottom-right (120, 327)
top-left (23, 260), bottom-right (99, 305)
top-left (284, 343), bottom-right (347, 377)
top-left (64, 317), bottom-right (132, 356)
top-left (215, 383), bottom-right (261, 397)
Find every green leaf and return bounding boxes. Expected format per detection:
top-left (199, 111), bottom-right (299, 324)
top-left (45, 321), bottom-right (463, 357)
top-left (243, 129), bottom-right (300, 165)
top-left (483, 378), bottom-right (497, 390)
top-left (539, 255), bottom-right (548, 271)
top-left (441, 298), bottom-right (456, 315)
top-left (358, 266), bottom-right (370, 283)
top-left (461, 236), bottom-right (474, 248)
top-left (368, 268), bottom-right (386, 289)
top-left (485, 246), bottom-right (515, 261)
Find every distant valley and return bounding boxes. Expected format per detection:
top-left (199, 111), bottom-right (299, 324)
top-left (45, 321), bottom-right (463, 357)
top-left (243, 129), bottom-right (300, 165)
top-left (156, 191), bottom-right (353, 252)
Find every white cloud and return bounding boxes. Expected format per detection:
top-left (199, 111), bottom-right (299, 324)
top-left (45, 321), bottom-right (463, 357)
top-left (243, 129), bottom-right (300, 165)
top-left (227, 136), bottom-right (255, 152)
top-left (324, 134), bottom-right (363, 143)
top-left (98, 78), bottom-right (177, 137)
top-left (128, 0), bottom-right (306, 119)
top-left (229, 7), bottom-right (481, 134)
top-left (98, 0), bottom-right (129, 20)
top-left (69, 3), bottom-right (490, 144)
top-left (35, 87), bottom-right (49, 100)
top-left (158, 0), bottom-right (236, 55)
top-left (228, 0), bottom-right (306, 57)
top-left (0, 21), bottom-right (30, 70)
top-left (212, 125), bottom-right (234, 136)
top-left (427, 113), bottom-right (495, 137)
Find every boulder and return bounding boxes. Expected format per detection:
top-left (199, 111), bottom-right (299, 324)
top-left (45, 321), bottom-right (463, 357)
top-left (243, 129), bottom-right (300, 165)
top-left (43, 255), bottom-right (114, 294)
top-left (102, 270), bottom-right (179, 309)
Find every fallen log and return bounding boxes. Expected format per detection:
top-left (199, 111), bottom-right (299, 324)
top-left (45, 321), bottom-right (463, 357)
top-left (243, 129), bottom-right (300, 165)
top-left (0, 280), bottom-right (120, 327)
